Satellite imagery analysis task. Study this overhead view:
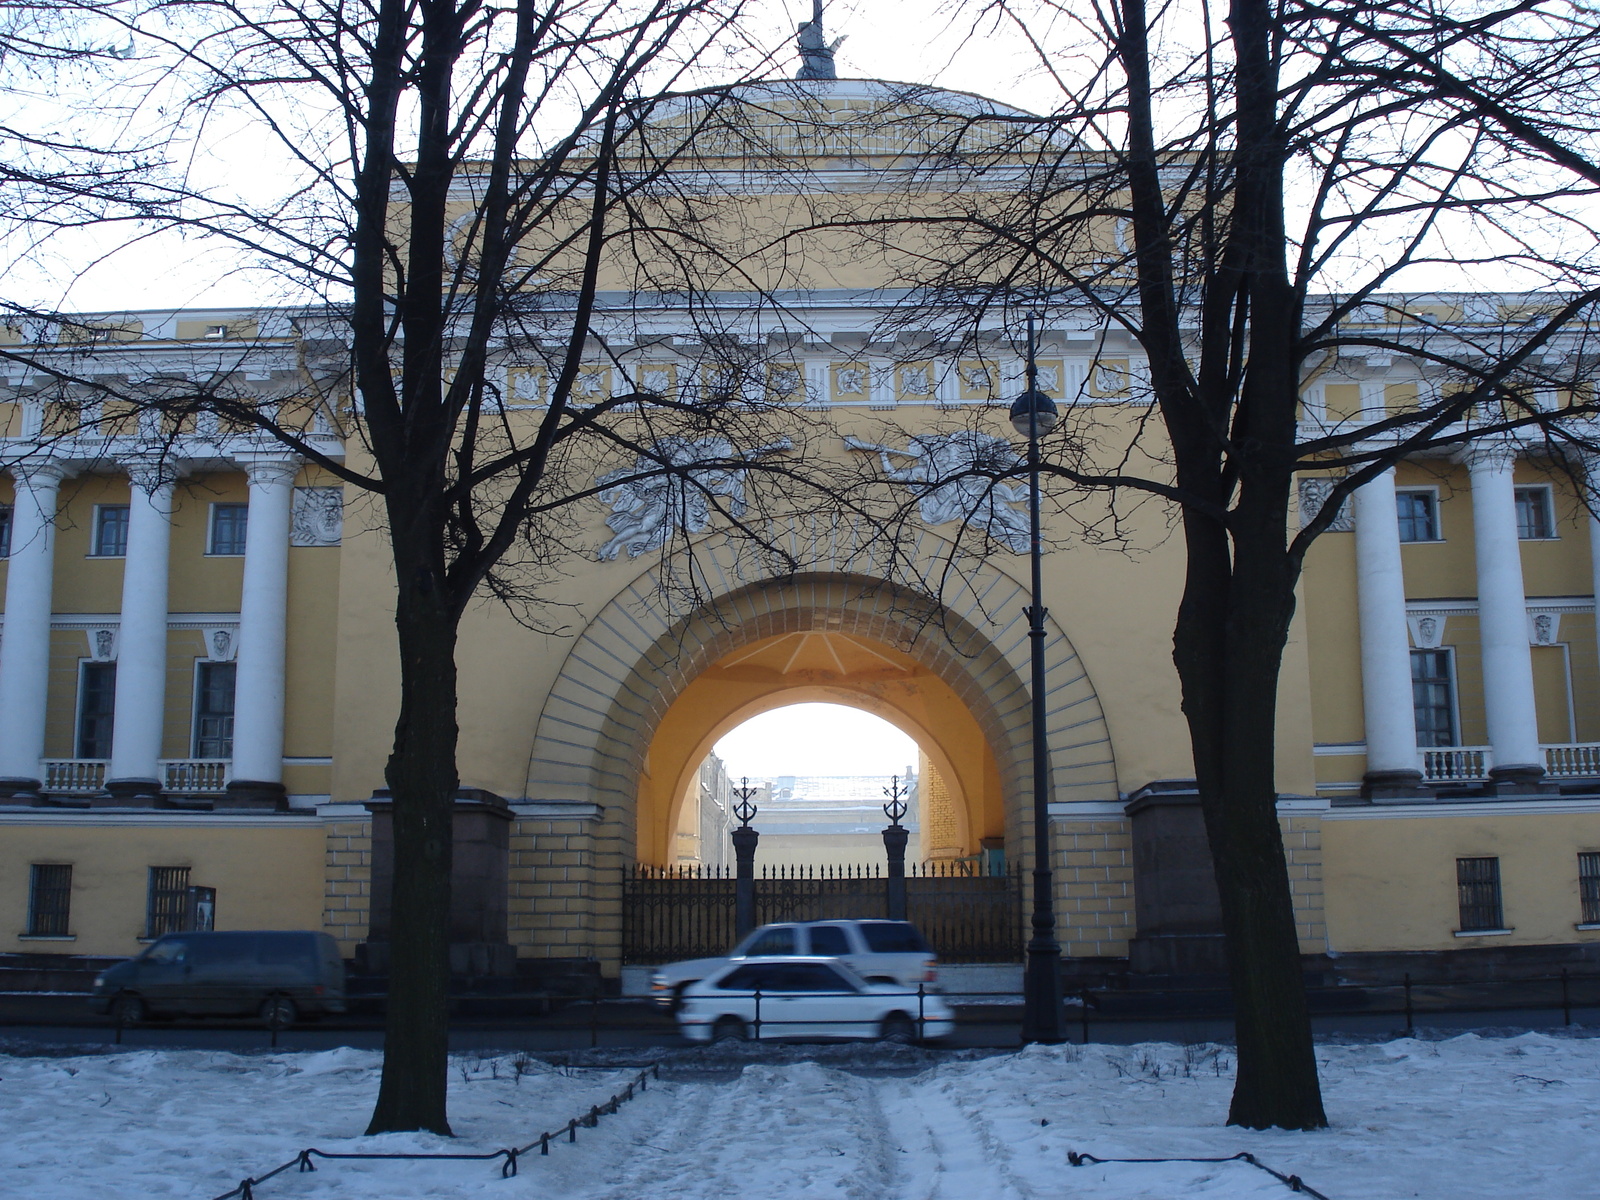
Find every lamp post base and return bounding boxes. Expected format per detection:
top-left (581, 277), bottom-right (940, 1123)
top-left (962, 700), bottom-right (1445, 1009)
top-left (1022, 938), bottom-right (1064, 1044)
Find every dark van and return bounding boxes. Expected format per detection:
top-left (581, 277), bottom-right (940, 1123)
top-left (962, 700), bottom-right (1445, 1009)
top-left (90, 930), bottom-right (346, 1026)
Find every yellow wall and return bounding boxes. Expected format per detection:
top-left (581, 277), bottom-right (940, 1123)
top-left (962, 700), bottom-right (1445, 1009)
top-left (1, 819), bottom-right (327, 956)
top-left (1323, 808), bottom-right (1600, 952)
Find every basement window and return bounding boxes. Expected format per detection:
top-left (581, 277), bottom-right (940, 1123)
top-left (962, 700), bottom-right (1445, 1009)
top-left (1456, 857), bottom-right (1506, 934)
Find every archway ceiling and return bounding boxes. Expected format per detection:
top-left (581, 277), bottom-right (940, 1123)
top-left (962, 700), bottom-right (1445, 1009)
top-left (714, 631), bottom-right (915, 680)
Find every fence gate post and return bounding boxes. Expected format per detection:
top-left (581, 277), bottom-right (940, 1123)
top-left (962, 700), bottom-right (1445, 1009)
top-left (882, 775), bottom-right (909, 921)
top-left (731, 778), bottom-right (761, 937)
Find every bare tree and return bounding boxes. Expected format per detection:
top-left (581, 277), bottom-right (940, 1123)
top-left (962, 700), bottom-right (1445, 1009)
top-left (812, 0), bottom-right (1600, 1129)
top-left (0, 0), bottom-right (865, 1135)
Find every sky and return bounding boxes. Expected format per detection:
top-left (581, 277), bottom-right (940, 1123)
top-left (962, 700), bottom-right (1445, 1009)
top-left (712, 702), bottom-right (919, 780)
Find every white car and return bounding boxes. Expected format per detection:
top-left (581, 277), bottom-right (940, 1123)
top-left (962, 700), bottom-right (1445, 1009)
top-left (676, 956), bottom-right (955, 1043)
top-left (651, 919), bottom-right (938, 1010)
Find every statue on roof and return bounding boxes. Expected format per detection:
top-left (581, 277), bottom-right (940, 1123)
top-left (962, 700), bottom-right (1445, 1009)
top-left (796, 0), bottom-right (842, 81)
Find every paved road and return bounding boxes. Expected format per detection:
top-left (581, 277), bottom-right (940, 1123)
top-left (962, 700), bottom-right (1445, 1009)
top-left (3, 992), bottom-right (1592, 1054)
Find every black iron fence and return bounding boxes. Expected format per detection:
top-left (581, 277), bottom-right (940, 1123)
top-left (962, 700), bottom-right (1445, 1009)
top-left (621, 862), bottom-right (1022, 964)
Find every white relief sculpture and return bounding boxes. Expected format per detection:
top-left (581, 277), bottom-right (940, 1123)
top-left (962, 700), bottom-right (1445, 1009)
top-left (900, 367), bottom-right (931, 396)
top-left (1407, 613), bottom-right (1446, 650)
top-left (1298, 478), bottom-right (1353, 531)
top-left (1035, 365), bottom-right (1060, 393)
top-left (836, 366), bottom-right (866, 395)
top-left (769, 367), bottom-right (801, 396)
top-left (963, 366), bottom-right (992, 391)
top-left (509, 370), bottom-right (544, 404)
top-left (595, 437), bottom-right (791, 560)
top-left (291, 486), bottom-right (344, 546)
top-left (574, 372), bottom-right (607, 399)
top-left (642, 369), bottom-right (673, 395)
top-left (201, 627), bottom-right (239, 661)
top-left (845, 431), bottom-right (1031, 552)
top-left (90, 628), bottom-right (117, 661)
top-left (1528, 611), bottom-right (1561, 646)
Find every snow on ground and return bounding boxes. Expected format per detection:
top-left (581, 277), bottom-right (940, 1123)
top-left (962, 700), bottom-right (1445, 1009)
top-left (3, 1032), bottom-right (1599, 1199)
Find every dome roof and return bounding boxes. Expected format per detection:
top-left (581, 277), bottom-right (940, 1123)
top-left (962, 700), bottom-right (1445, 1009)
top-left (634, 78), bottom-right (1051, 164)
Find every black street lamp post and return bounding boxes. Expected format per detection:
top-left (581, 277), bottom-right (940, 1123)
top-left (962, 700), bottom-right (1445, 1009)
top-left (882, 774), bottom-right (909, 921)
top-left (731, 777), bottom-right (760, 938)
top-left (1009, 314), bottom-right (1064, 1044)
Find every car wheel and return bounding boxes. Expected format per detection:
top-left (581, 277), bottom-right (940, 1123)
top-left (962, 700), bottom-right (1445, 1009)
top-left (880, 1012), bottom-right (918, 1044)
top-left (712, 1015), bottom-right (749, 1043)
top-left (260, 995), bottom-right (298, 1029)
top-left (110, 993), bottom-right (147, 1025)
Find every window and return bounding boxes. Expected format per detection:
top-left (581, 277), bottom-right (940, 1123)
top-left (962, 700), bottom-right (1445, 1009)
top-left (1396, 491), bottom-right (1440, 542)
top-left (26, 864), bottom-right (72, 937)
top-left (1411, 650), bottom-right (1458, 748)
top-left (76, 662), bottom-right (116, 759)
top-left (807, 925), bottom-right (851, 955)
top-left (208, 503), bottom-right (248, 555)
top-left (1581, 853), bottom-right (1600, 926)
top-left (859, 921), bottom-right (934, 953)
top-left (742, 927), bottom-right (797, 957)
top-left (193, 662), bottom-right (236, 759)
top-left (1457, 857), bottom-right (1505, 932)
top-left (92, 505), bottom-right (130, 556)
top-left (1515, 486), bottom-right (1556, 539)
top-left (146, 867), bottom-right (191, 939)
top-left (0, 504), bottom-right (11, 557)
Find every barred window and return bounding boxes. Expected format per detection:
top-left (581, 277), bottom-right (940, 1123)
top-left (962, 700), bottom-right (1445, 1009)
top-left (146, 866), bottom-right (191, 939)
top-left (27, 864), bottom-right (72, 938)
top-left (1457, 857), bottom-right (1504, 933)
top-left (92, 505), bottom-right (129, 556)
top-left (208, 503), bottom-right (248, 555)
top-left (1580, 853), bottom-right (1600, 926)
top-left (1396, 491), bottom-right (1439, 542)
top-left (1514, 486), bottom-right (1556, 540)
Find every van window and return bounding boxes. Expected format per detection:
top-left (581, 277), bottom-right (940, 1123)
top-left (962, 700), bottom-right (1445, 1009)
top-left (807, 925), bottom-right (851, 955)
top-left (144, 938), bottom-right (188, 964)
top-left (859, 922), bottom-right (932, 953)
top-left (743, 927), bottom-right (796, 957)
top-left (189, 935), bottom-right (257, 968)
top-left (260, 934), bottom-right (315, 968)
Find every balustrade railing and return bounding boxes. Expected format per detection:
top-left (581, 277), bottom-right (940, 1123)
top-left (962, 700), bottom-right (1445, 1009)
top-left (38, 759), bottom-right (230, 795)
top-left (1542, 743), bottom-right (1600, 778)
top-left (1421, 747), bottom-right (1491, 782)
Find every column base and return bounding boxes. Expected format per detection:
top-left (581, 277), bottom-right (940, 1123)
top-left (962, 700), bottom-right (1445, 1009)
top-left (95, 778), bottom-right (164, 807)
top-left (0, 777), bottom-right (44, 802)
top-left (1487, 764), bottom-right (1559, 796)
top-left (215, 779), bottom-right (289, 812)
top-left (1362, 768), bottom-right (1427, 801)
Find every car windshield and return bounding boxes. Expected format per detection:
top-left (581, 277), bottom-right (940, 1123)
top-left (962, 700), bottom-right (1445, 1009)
top-left (143, 939), bottom-right (187, 964)
top-left (859, 922), bottom-right (933, 953)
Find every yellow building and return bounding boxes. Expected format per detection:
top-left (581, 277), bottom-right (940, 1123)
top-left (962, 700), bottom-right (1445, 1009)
top-left (2, 73), bottom-right (1598, 987)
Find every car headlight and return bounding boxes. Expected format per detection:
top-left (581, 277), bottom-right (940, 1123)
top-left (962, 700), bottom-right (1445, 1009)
top-left (93, 973), bottom-right (106, 989)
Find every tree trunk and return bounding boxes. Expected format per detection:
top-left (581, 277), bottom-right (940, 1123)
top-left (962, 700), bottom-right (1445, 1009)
top-left (365, 576), bottom-right (460, 1136)
top-left (1174, 507), bottom-right (1327, 1130)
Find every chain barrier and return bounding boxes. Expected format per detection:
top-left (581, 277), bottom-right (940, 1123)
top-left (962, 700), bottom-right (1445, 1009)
top-left (208, 1063), bottom-right (659, 1200)
top-left (1067, 1149), bottom-right (1331, 1198)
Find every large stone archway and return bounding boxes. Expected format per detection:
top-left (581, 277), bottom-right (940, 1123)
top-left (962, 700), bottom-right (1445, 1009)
top-left (518, 533), bottom-right (1118, 968)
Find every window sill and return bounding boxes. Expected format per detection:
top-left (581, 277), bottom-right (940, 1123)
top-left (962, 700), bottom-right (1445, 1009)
top-left (1398, 537), bottom-right (1446, 544)
top-left (1453, 928), bottom-right (1514, 938)
top-left (203, 552), bottom-right (245, 558)
top-left (1576, 923), bottom-right (1600, 932)
top-left (85, 554), bottom-right (126, 560)
top-left (18, 934), bottom-right (76, 942)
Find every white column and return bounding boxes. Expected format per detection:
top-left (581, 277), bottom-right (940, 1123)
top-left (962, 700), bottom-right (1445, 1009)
top-left (1353, 467), bottom-right (1422, 789)
top-left (1466, 442), bottom-right (1544, 783)
top-left (225, 456), bottom-right (298, 806)
top-left (0, 461), bottom-right (65, 793)
top-left (1585, 455), bottom-right (1600, 625)
top-left (105, 461), bottom-right (175, 799)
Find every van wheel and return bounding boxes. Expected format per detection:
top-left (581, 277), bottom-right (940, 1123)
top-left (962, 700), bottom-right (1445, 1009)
top-left (260, 995), bottom-right (298, 1029)
top-left (880, 1013), bottom-right (918, 1044)
top-left (110, 993), bottom-right (146, 1025)
top-left (712, 1016), bottom-right (749, 1043)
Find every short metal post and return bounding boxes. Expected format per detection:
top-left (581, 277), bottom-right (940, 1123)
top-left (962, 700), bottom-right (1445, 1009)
top-left (754, 986), bottom-right (762, 1039)
top-left (917, 982), bottom-right (926, 1038)
top-left (1403, 973), bottom-right (1414, 1034)
top-left (540, 1133), bottom-right (549, 1156)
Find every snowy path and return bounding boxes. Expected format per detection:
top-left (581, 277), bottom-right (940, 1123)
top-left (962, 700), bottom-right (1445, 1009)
top-left (5, 1033), bottom-right (1600, 1199)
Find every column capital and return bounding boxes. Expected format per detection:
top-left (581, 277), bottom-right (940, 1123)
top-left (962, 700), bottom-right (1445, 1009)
top-left (234, 452), bottom-right (302, 488)
top-left (1458, 438), bottom-right (1519, 472)
top-left (8, 457), bottom-right (70, 490)
top-left (117, 454), bottom-right (181, 495)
